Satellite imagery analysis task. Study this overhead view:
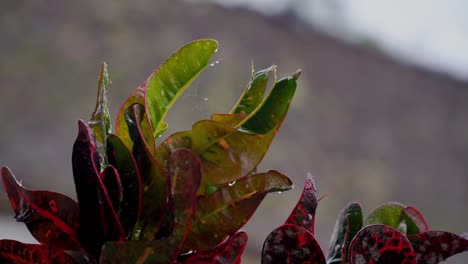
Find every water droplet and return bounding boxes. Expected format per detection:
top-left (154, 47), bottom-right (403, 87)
top-left (278, 191), bottom-right (283, 194)
top-left (228, 181), bottom-right (236, 186)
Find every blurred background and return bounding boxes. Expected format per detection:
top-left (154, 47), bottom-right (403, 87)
top-left (1, 0), bottom-right (467, 263)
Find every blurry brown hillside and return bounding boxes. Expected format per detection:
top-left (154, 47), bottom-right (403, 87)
top-left (1, 1), bottom-right (467, 263)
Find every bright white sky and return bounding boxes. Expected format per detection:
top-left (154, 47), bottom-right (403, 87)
top-left (213, 0), bottom-right (468, 80)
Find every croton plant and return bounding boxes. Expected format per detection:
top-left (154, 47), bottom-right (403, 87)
top-left (0, 39), bottom-right (467, 264)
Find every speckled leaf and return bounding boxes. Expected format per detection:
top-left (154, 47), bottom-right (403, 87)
top-left (89, 62), bottom-right (112, 145)
top-left (408, 231), bottom-right (468, 264)
top-left (1, 167), bottom-right (80, 250)
top-left (185, 170), bottom-right (292, 250)
top-left (326, 202), bottom-right (363, 264)
top-left (157, 72), bottom-right (298, 194)
top-left (182, 231), bottom-right (248, 264)
top-left (262, 224), bottom-right (326, 264)
top-left (230, 66), bottom-right (275, 115)
top-left (349, 224), bottom-right (416, 264)
top-left (106, 134), bottom-right (142, 239)
top-left (72, 121), bottom-right (125, 257)
top-left (0, 240), bottom-right (76, 264)
top-left (365, 202), bottom-right (427, 235)
top-left (116, 39), bottom-right (218, 150)
top-left (285, 173), bottom-right (318, 234)
top-left (125, 104), bottom-right (168, 240)
top-left (100, 165), bottom-right (123, 215)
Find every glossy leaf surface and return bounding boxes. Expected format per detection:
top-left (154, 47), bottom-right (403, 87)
top-left (262, 224), bottom-right (325, 264)
top-left (100, 165), bottom-right (123, 215)
top-left (349, 224), bottom-right (416, 264)
top-left (1, 167), bottom-right (80, 250)
top-left (365, 202), bottom-right (428, 235)
top-left (125, 104), bottom-right (168, 240)
top-left (106, 134), bottom-right (142, 239)
top-left (326, 202), bottom-right (363, 264)
top-left (72, 120), bottom-right (125, 256)
top-left (285, 173), bottom-right (318, 234)
top-left (185, 170), bottom-right (292, 250)
top-left (0, 240), bottom-right (76, 264)
top-left (408, 231), bottom-right (468, 264)
top-left (182, 231), bottom-right (248, 264)
top-left (88, 62), bottom-right (111, 144)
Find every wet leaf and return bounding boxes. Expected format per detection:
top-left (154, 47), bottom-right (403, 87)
top-left (285, 173), bottom-right (318, 234)
top-left (349, 224), bottom-right (416, 264)
top-left (408, 231), bottom-right (468, 264)
top-left (326, 202), bottom-right (363, 264)
top-left (89, 62), bottom-right (112, 145)
top-left (0, 239), bottom-right (76, 264)
top-left (230, 66), bottom-right (275, 115)
top-left (185, 170), bottom-right (292, 250)
top-left (1, 167), bottom-right (80, 250)
top-left (116, 39), bottom-right (218, 150)
top-left (365, 202), bottom-right (427, 235)
top-left (106, 134), bottom-right (142, 239)
top-left (72, 120), bottom-right (125, 256)
top-left (262, 224), bottom-right (325, 264)
top-left (182, 231), bottom-right (248, 264)
top-left (125, 104), bottom-right (168, 240)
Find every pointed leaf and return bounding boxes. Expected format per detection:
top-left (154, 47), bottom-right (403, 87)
top-left (125, 104), bottom-right (168, 240)
top-left (326, 202), bottom-right (363, 264)
top-left (100, 165), bottom-right (123, 214)
top-left (285, 173), bottom-right (318, 234)
top-left (1, 167), bottom-right (80, 250)
top-left (185, 170), bottom-right (292, 250)
top-left (230, 66), bottom-right (275, 115)
top-left (0, 240), bottom-right (76, 264)
top-left (88, 62), bottom-right (111, 145)
top-left (349, 224), bottom-right (416, 264)
top-left (262, 224), bottom-right (326, 264)
top-left (116, 39), bottom-right (218, 149)
top-left (365, 202), bottom-right (428, 235)
top-left (72, 121), bottom-right (125, 256)
top-left (182, 231), bottom-right (248, 264)
top-left (106, 134), bottom-right (143, 239)
top-left (408, 231), bottom-right (468, 264)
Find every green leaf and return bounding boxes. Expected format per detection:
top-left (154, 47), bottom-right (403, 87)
top-left (116, 39), bottom-right (218, 150)
top-left (326, 202), bottom-right (363, 264)
top-left (89, 62), bottom-right (111, 144)
top-left (106, 134), bottom-right (143, 239)
top-left (230, 65), bottom-right (275, 115)
top-left (0, 240), bottom-right (76, 264)
top-left (125, 104), bottom-right (168, 240)
top-left (185, 170), bottom-right (292, 250)
top-left (364, 202), bottom-right (427, 235)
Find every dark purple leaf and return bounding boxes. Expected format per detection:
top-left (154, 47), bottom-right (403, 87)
top-left (408, 231), bottom-right (468, 264)
top-left (326, 202), bottom-right (363, 264)
top-left (100, 165), bottom-right (123, 214)
top-left (72, 120), bottom-right (125, 256)
top-left (124, 104), bottom-right (168, 240)
top-left (0, 239), bottom-right (76, 264)
top-left (262, 224), bottom-right (325, 264)
top-left (182, 231), bottom-right (248, 264)
top-left (285, 173), bottom-right (318, 234)
top-left (349, 224), bottom-right (416, 264)
top-left (1, 167), bottom-right (80, 250)
top-left (106, 134), bottom-right (142, 239)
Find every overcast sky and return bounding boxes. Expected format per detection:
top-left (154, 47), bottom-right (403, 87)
top-left (213, 0), bottom-right (468, 80)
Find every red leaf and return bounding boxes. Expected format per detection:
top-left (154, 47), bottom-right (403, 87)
top-left (1, 167), bottom-right (80, 250)
top-left (183, 231), bottom-right (248, 264)
top-left (349, 224), bottom-right (416, 264)
top-left (262, 224), bottom-right (326, 264)
top-left (403, 206), bottom-right (429, 233)
top-left (106, 134), bottom-right (143, 239)
top-left (0, 239), bottom-right (76, 264)
top-left (72, 120), bottom-right (125, 256)
top-left (100, 165), bottom-right (123, 214)
top-left (408, 231), bottom-right (468, 264)
top-left (284, 173), bottom-right (318, 234)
